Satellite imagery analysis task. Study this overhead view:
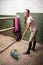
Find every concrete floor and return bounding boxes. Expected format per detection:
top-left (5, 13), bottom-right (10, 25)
top-left (0, 35), bottom-right (43, 65)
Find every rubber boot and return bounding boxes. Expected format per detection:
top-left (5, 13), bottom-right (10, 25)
top-left (23, 42), bottom-right (32, 54)
top-left (32, 40), bottom-right (36, 51)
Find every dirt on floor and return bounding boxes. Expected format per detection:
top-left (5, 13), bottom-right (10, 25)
top-left (0, 35), bottom-right (43, 65)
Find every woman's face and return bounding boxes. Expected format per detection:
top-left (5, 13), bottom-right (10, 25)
top-left (24, 10), bottom-right (29, 18)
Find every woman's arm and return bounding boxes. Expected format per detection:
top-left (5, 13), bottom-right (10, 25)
top-left (23, 23), bottom-right (31, 37)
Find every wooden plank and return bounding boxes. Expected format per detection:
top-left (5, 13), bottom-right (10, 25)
top-left (0, 27), bottom-right (15, 32)
top-left (0, 17), bottom-right (15, 19)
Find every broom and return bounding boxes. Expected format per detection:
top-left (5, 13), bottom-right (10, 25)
top-left (10, 36), bottom-right (24, 60)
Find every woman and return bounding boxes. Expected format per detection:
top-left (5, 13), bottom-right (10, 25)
top-left (22, 9), bottom-right (38, 54)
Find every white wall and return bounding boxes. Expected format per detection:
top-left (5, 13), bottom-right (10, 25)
top-left (0, 0), bottom-right (43, 15)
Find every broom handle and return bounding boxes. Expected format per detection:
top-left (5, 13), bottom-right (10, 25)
top-left (16, 36), bottom-right (24, 55)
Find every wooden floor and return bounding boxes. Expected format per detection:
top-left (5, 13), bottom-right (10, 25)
top-left (0, 35), bottom-right (43, 65)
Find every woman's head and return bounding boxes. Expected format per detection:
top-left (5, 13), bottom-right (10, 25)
top-left (24, 9), bottom-right (30, 18)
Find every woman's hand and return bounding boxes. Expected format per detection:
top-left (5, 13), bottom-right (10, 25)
top-left (22, 36), bottom-right (24, 39)
top-left (22, 32), bottom-right (26, 39)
